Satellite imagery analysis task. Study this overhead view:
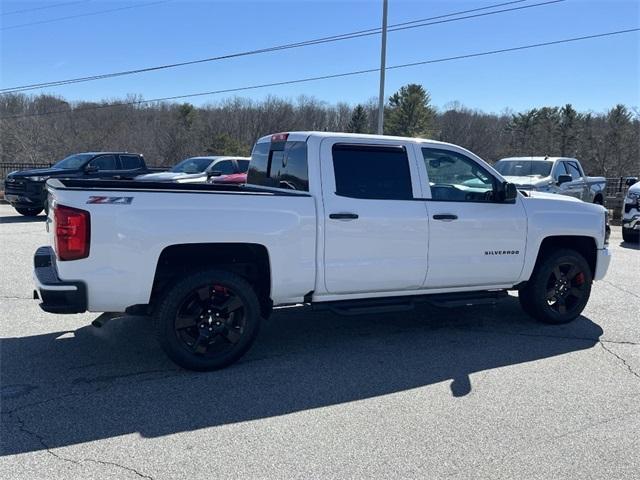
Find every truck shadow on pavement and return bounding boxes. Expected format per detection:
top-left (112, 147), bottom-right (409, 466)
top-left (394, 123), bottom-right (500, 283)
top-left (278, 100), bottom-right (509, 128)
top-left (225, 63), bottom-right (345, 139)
top-left (1, 296), bottom-right (603, 456)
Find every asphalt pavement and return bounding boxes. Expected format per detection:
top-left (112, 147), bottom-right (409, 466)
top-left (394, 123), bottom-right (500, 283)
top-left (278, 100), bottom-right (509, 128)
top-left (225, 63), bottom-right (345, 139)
top-left (1, 204), bottom-right (638, 479)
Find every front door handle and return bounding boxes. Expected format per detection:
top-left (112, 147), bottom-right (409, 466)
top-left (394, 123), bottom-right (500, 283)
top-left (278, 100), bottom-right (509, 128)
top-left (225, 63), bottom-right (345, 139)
top-left (433, 214), bottom-right (458, 221)
top-left (329, 213), bottom-right (359, 220)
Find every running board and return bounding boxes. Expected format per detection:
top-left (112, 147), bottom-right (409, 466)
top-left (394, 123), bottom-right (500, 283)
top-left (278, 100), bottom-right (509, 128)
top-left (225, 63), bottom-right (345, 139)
top-left (313, 290), bottom-right (508, 316)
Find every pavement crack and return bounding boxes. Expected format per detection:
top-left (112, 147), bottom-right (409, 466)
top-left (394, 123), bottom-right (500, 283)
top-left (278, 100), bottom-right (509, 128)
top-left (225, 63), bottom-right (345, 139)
top-left (83, 458), bottom-right (155, 479)
top-left (599, 341), bottom-right (640, 380)
top-left (8, 410), bottom-right (154, 479)
top-left (10, 410), bottom-right (80, 466)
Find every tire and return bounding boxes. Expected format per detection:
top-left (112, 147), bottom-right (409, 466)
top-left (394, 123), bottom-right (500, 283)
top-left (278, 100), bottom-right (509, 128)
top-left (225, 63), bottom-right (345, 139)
top-left (154, 269), bottom-right (261, 371)
top-left (593, 195), bottom-right (603, 205)
top-left (15, 207), bottom-right (43, 216)
top-left (518, 248), bottom-right (592, 324)
top-left (622, 228), bottom-right (639, 244)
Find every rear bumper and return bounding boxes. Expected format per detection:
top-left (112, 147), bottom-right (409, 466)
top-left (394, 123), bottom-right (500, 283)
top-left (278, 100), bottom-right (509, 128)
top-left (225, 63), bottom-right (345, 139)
top-left (593, 247), bottom-right (611, 282)
top-left (33, 246), bottom-right (87, 314)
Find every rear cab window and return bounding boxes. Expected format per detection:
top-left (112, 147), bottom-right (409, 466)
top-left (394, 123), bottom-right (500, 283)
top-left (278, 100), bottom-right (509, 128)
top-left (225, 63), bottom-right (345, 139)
top-left (247, 136), bottom-right (309, 191)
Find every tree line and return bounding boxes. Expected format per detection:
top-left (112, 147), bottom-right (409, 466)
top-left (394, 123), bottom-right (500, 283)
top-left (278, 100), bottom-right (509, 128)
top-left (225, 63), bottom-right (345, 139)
top-left (0, 84), bottom-right (638, 177)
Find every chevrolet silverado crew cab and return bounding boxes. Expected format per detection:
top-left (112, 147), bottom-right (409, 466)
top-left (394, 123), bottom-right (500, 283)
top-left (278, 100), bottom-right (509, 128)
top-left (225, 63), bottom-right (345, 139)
top-left (34, 132), bottom-right (611, 371)
top-left (494, 156), bottom-right (606, 204)
top-left (4, 152), bottom-right (152, 216)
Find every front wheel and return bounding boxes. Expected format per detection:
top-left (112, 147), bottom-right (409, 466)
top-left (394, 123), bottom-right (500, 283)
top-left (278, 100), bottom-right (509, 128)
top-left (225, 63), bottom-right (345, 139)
top-left (154, 269), bottom-right (261, 371)
top-left (622, 228), bottom-right (639, 244)
top-left (519, 249), bottom-right (592, 324)
top-left (15, 207), bottom-right (43, 216)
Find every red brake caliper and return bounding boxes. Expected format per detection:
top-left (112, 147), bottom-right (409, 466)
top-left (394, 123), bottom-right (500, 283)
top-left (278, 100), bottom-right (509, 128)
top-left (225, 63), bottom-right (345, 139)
top-left (575, 272), bottom-right (585, 286)
top-left (213, 285), bottom-right (229, 295)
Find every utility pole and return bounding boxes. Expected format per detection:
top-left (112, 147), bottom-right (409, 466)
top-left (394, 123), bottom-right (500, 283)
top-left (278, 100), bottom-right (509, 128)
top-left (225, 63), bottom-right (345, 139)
top-left (377, 0), bottom-right (388, 135)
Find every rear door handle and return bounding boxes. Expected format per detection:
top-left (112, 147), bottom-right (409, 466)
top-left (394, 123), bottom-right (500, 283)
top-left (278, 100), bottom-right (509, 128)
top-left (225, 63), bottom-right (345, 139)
top-left (329, 213), bottom-right (359, 220)
top-left (433, 214), bottom-right (458, 221)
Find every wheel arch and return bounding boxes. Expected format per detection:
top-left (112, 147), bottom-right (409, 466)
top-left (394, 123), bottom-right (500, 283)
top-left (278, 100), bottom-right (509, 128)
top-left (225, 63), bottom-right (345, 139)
top-left (534, 236), bottom-right (597, 278)
top-left (149, 243), bottom-right (272, 317)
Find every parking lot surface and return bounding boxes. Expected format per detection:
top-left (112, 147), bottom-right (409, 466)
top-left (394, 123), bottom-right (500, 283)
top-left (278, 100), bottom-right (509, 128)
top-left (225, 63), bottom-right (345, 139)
top-left (1, 203), bottom-right (638, 479)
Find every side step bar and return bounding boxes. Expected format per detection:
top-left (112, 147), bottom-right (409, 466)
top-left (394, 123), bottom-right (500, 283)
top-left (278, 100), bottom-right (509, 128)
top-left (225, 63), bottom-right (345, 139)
top-left (313, 290), bottom-right (508, 316)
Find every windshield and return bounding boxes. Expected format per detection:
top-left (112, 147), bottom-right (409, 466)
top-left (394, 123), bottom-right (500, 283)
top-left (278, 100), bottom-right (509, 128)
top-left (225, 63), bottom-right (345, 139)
top-left (170, 157), bottom-right (214, 174)
top-left (494, 160), bottom-right (552, 177)
top-left (53, 153), bottom-right (94, 170)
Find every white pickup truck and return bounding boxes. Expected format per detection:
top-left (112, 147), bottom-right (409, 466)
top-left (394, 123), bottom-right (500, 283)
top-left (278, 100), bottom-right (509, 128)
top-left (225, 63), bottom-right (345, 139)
top-left (35, 132), bottom-right (611, 370)
top-left (494, 156), bottom-right (606, 204)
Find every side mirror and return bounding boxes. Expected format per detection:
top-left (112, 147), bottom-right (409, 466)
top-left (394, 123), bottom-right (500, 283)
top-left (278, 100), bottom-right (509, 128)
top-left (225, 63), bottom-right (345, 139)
top-left (503, 182), bottom-right (517, 202)
top-left (84, 165), bottom-right (99, 174)
top-left (557, 174), bottom-right (572, 185)
top-left (495, 181), bottom-right (517, 202)
top-left (208, 170), bottom-right (223, 178)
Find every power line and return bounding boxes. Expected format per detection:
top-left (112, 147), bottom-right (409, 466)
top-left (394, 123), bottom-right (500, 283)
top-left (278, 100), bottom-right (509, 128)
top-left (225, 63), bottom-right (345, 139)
top-left (0, 0), bottom-right (558, 93)
top-left (1, 1), bottom-right (92, 16)
top-left (2, 28), bottom-right (637, 121)
top-left (1, 0), bottom-right (172, 31)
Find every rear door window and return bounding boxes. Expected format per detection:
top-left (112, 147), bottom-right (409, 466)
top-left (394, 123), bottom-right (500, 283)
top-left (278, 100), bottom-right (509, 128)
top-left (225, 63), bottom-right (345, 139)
top-left (236, 159), bottom-right (250, 173)
top-left (212, 160), bottom-right (235, 175)
top-left (332, 144), bottom-right (412, 200)
top-left (120, 155), bottom-right (144, 170)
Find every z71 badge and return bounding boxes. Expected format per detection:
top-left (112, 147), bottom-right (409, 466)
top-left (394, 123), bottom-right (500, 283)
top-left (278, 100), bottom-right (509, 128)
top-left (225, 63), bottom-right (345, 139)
top-left (86, 196), bottom-right (134, 205)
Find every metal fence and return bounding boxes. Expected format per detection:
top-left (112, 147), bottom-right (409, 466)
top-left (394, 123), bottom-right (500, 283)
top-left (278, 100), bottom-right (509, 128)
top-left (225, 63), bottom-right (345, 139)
top-left (0, 162), bottom-right (52, 182)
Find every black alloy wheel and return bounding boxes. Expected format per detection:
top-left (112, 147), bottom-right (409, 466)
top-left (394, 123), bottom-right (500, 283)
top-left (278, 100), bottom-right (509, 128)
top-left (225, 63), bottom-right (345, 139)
top-left (519, 248), bottom-right (592, 324)
top-left (174, 284), bottom-right (246, 357)
top-left (154, 269), bottom-right (261, 371)
top-left (544, 261), bottom-right (588, 315)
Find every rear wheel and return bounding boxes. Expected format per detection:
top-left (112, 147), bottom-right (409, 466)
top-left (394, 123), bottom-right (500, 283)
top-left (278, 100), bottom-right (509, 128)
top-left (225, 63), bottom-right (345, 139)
top-left (593, 195), bottom-right (603, 205)
top-left (519, 249), bottom-right (592, 324)
top-left (15, 207), bottom-right (43, 216)
top-left (154, 269), bottom-right (261, 371)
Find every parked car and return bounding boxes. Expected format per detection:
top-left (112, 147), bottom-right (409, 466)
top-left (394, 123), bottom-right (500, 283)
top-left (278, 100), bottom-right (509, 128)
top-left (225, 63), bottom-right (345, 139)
top-left (4, 152), bottom-right (151, 216)
top-left (494, 156), bottom-right (606, 204)
top-left (622, 180), bottom-right (640, 243)
top-left (136, 156), bottom-right (249, 184)
top-left (34, 132), bottom-right (610, 371)
top-left (209, 158), bottom-right (249, 184)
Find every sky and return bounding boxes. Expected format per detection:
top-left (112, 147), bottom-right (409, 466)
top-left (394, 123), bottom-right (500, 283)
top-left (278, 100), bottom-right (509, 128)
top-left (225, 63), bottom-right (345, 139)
top-left (1, 0), bottom-right (638, 114)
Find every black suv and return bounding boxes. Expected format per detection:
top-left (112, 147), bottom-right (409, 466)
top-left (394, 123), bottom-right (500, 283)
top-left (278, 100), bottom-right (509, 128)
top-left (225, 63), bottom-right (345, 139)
top-left (4, 152), bottom-right (151, 216)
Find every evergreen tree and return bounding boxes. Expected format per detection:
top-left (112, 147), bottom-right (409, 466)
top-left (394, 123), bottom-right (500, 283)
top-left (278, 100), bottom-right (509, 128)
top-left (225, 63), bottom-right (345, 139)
top-left (347, 104), bottom-right (368, 133)
top-left (384, 84), bottom-right (435, 137)
top-left (559, 104), bottom-right (580, 156)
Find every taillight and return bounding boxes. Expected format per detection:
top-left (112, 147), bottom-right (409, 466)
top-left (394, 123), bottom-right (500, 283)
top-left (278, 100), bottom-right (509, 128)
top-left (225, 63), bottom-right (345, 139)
top-left (54, 204), bottom-right (90, 261)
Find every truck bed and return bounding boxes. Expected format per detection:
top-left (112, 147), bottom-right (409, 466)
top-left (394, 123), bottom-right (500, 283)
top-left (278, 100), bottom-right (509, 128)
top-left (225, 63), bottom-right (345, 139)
top-left (48, 178), bottom-right (310, 197)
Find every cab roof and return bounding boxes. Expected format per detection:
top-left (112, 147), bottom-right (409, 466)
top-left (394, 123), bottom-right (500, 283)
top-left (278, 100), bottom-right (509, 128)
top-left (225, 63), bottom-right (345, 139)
top-left (256, 131), bottom-right (456, 148)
